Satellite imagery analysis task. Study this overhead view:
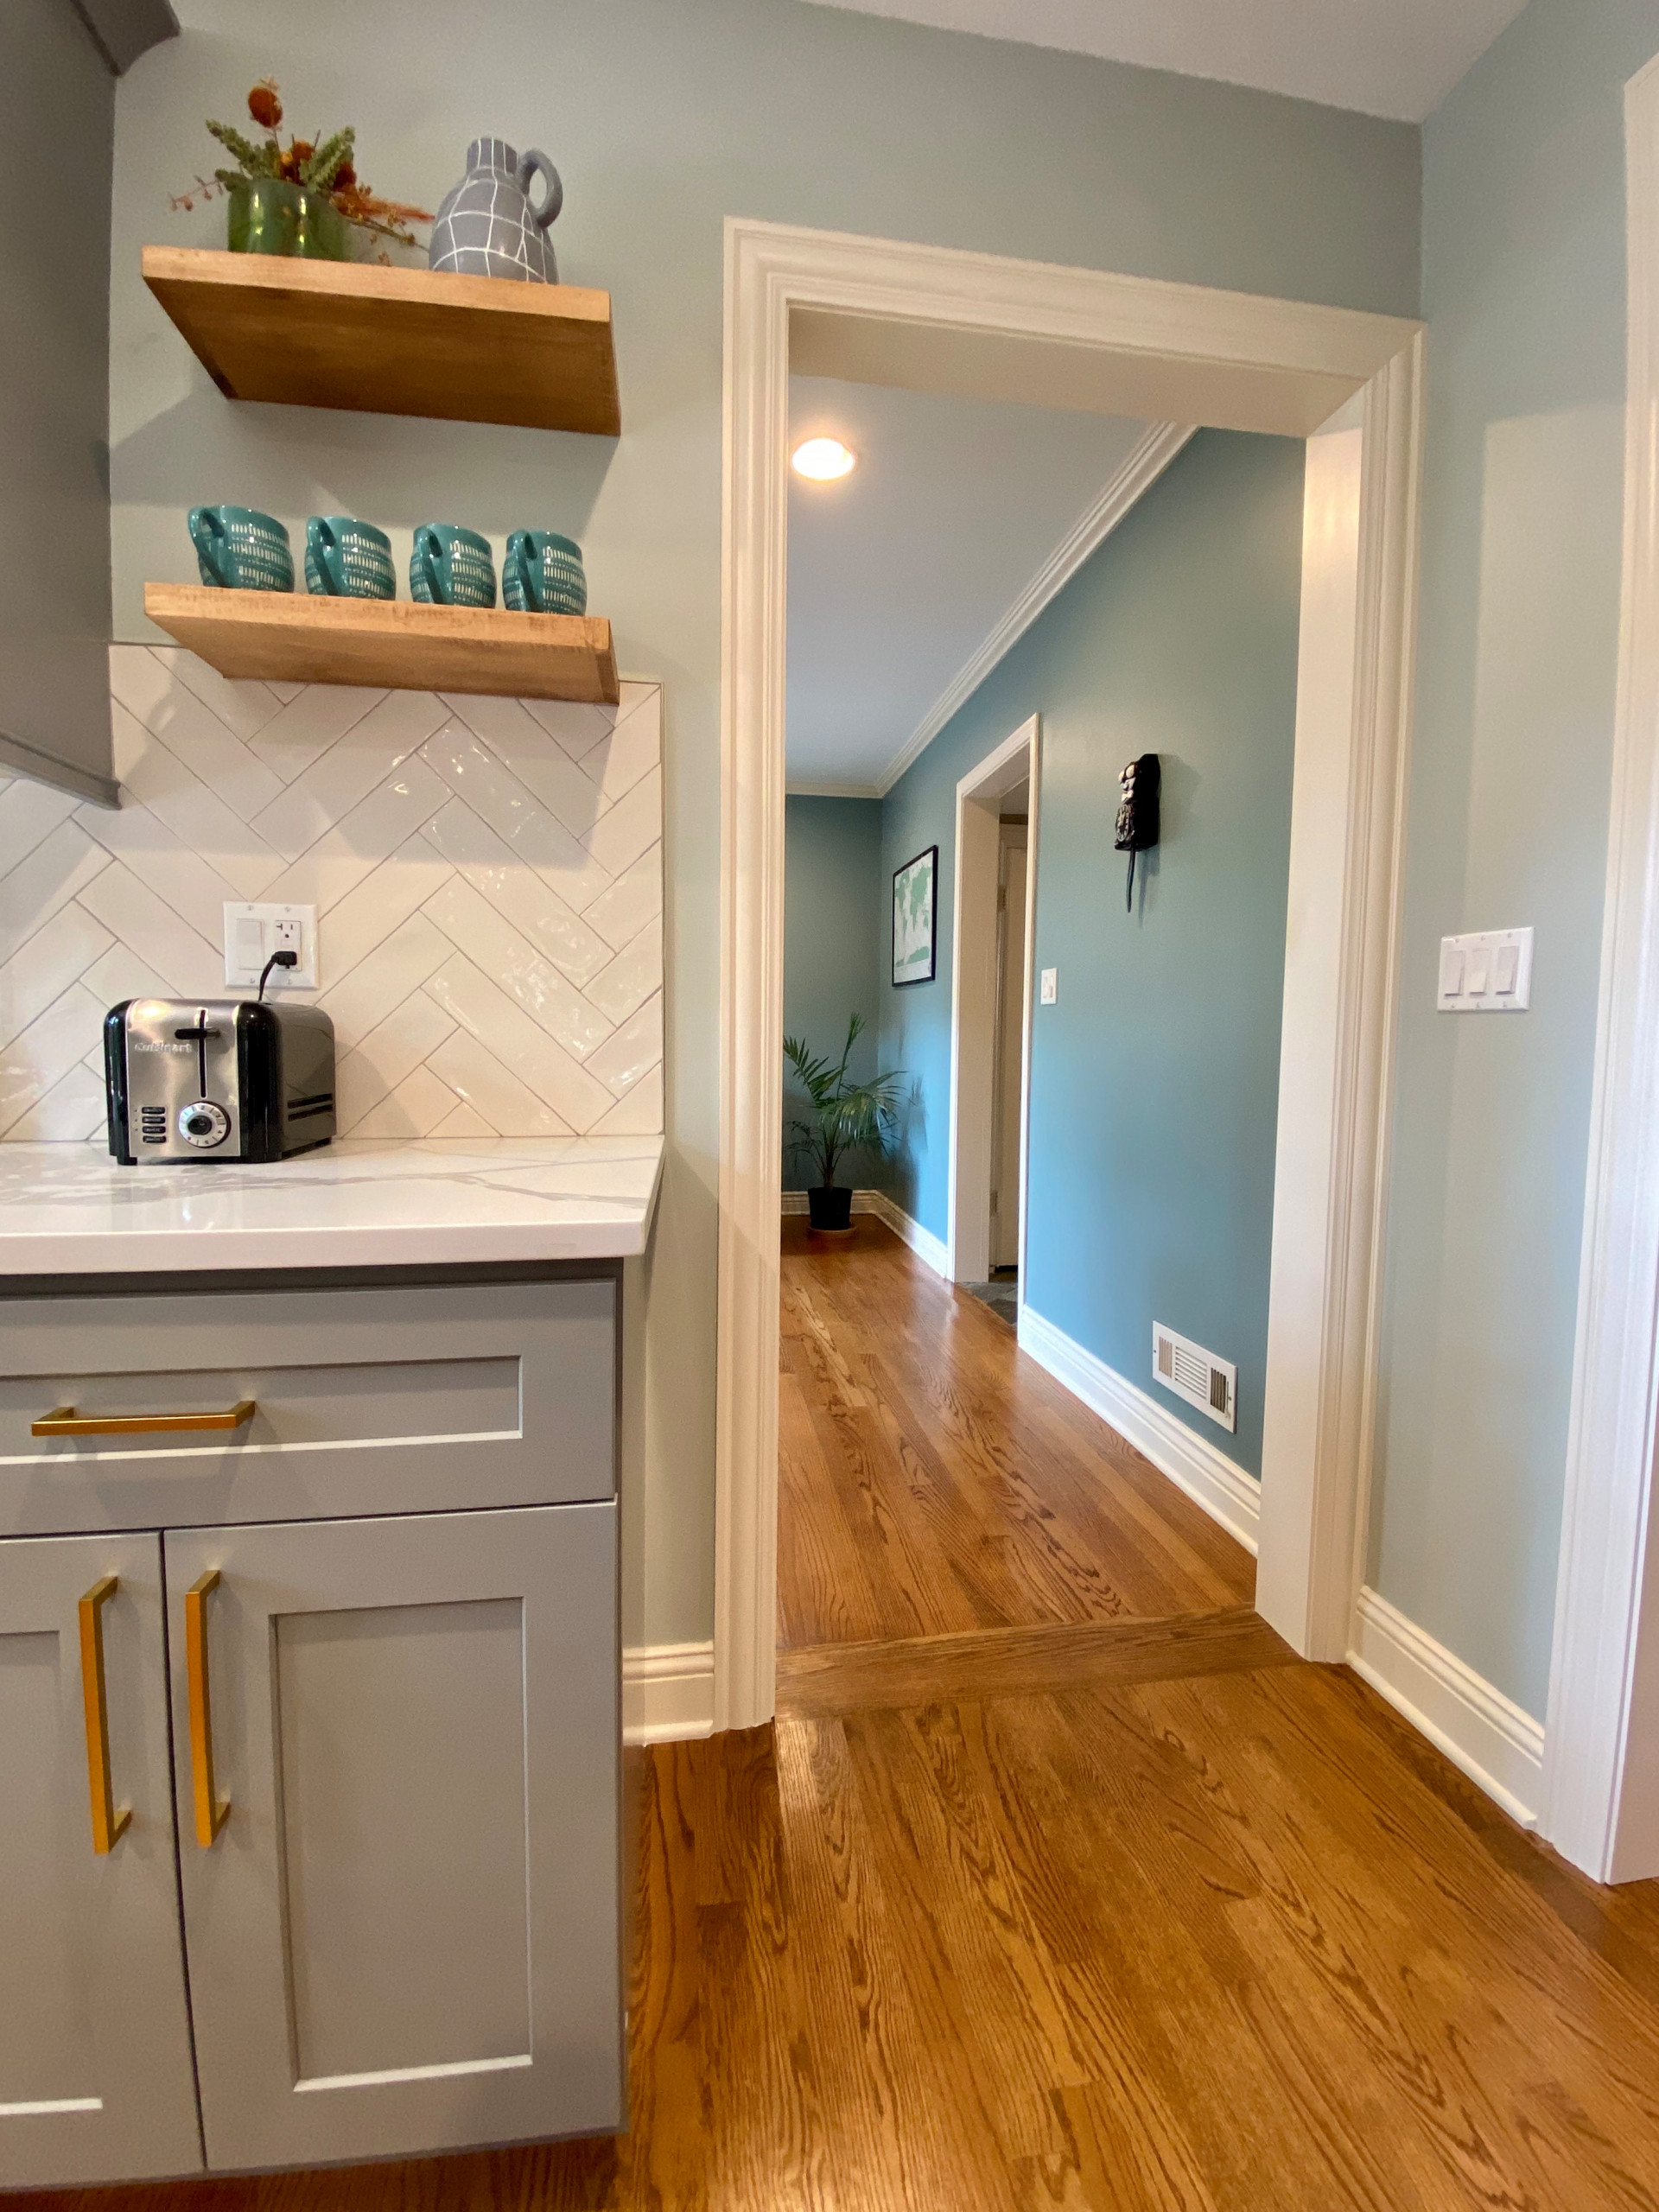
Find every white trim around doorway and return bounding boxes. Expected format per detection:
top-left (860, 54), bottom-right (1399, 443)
top-left (946, 717), bottom-right (1040, 1289)
top-left (1541, 53), bottom-right (1659, 1883)
top-left (715, 217), bottom-right (1424, 1732)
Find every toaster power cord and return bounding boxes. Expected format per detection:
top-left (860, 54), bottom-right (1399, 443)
top-left (257, 948), bottom-right (298, 1001)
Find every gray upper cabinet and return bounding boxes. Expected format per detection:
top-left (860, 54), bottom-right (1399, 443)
top-left (167, 1503), bottom-right (623, 2171)
top-left (0, 1532), bottom-right (200, 2186)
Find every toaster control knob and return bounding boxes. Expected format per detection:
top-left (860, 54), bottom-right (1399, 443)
top-left (179, 1101), bottom-right (230, 1148)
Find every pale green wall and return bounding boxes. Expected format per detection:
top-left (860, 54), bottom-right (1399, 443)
top-left (112, 0), bottom-right (1418, 1647)
top-left (783, 796), bottom-right (885, 1188)
top-left (1372, 0), bottom-right (1659, 1719)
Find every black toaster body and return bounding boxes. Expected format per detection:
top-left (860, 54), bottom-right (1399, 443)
top-left (105, 998), bottom-right (337, 1165)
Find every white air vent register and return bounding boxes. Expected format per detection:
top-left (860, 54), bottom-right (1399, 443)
top-left (1153, 1322), bottom-right (1236, 1433)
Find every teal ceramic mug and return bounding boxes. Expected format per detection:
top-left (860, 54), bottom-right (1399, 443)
top-left (306, 516), bottom-right (397, 600)
top-left (503, 530), bottom-right (587, 615)
top-left (410, 524), bottom-right (496, 608)
top-left (188, 505), bottom-right (293, 593)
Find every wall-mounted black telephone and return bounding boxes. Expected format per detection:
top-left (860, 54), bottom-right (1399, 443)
top-left (1115, 753), bottom-right (1160, 912)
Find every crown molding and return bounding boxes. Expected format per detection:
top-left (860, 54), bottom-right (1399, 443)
top-left (784, 777), bottom-right (882, 798)
top-left (872, 421), bottom-right (1195, 798)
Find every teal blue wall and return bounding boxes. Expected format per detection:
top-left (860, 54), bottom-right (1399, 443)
top-left (1370, 0), bottom-right (1659, 1719)
top-left (880, 430), bottom-right (1305, 1476)
top-left (784, 796), bottom-right (886, 1187)
top-left (111, 0), bottom-right (1418, 1647)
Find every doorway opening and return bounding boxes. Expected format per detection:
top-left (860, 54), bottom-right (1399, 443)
top-left (948, 719), bottom-right (1039, 1316)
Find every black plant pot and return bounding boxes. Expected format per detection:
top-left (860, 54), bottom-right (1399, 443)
top-left (807, 1185), bottom-right (854, 1232)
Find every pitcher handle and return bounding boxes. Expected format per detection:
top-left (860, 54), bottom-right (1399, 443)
top-left (517, 149), bottom-right (563, 232)
top-left (188, 506), bottom-right (232, 589)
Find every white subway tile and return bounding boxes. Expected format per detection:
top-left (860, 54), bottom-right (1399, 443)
top-left (113, 704), bottom-right (284, 899)
top-left (591, 1061), bottom-right (663, 1136)
top-left (585, 990), bottom-right (663, 1099)
top-left (245, 683), bottom-right (386, 785)
top-left (430, 1097), bottom-right (496, 1137)
top-left (348, 1063), bottom-right (459, 1140)
top-left (0, 982), bottom-right (109, 1133)
top-left (424, 878), bottom-right (613, 1059)
top-left (253, 690), bottom-right (447, 859)
top-left (585, 689), bottom-right (661, 805)
top-left (0, 823), bottom-right (111, 966)
top-left (0, 903), bottom-right (113, 1052)
top-left (587, 914), bottom-right (662, 1027)
top-left (422, 721), bottom-right (600, 893)
top-left (317, 912), bottom-right (452, 1044)
top-left (584, 766), bottom-right (661, 881)
top-left (318, 836), bottom-right (454, 977)
top-left (149, 647), bottom-right (286, 745)
top-left (421, 800), bottom-right (611, 986)
top-left (581, 842), bottom-right (663, 948)
top-left (423, 952), bottom-right (613, 1130)
top-left (423, 1028), bottom-right (573, 1136)
top-left (265, 759), bottom-right (449, 914)
top-left (0, 779), bottom-right (81, 881)
top-left (77, 862), bottom-right (223, 999)
top-left (8, 1062), bottom-right (108, 1143)
top-left (518, 696), bottom-right (618, 761)
top-left (449, 693), bottom-right (605, 838)
top-left (118, 662), bottom-right (287, 822)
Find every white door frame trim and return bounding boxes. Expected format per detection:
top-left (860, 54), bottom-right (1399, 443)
top-left (715, 216), bottom-right (1423, 1731)
top-left (946, 717), bottom-right (1041, 1287)
top-left (1542, 54), bottom-right (1659, 1882)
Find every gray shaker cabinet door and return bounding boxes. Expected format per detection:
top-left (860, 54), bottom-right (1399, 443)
top-left (0, 1533), bottom-right (201, 2188)
top-left (165, 1504), bottom-right (622, 2172)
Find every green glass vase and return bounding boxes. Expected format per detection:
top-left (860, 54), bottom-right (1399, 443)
top-left (226, 176), bottom-right (347, 260)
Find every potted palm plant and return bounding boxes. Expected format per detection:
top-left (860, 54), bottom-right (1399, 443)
top-left (785, 1014), bottom-right (904, 1234)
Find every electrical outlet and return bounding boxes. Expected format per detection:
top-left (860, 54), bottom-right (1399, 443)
top-left (224, 903), bottom-right (318, 990)
top-left (1039, 967), bottom-right (1058, 1006)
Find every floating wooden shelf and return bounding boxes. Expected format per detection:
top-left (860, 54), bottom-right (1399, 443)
top-left (144, 585), bottom-right (620, 703)
top-left (142, 247), bottom-right (620, 435)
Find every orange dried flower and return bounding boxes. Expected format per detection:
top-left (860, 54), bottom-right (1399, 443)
top-left (246, 79), bottom-right (282, 130)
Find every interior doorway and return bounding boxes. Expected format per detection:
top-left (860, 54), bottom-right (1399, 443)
top-left (946, 717), bottom-right (1039, 1300)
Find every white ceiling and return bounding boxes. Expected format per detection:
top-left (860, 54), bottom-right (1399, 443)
top-left (786, 376), bottom-right (1152, 792)
top-left (802, 0), bottom-right (1526, 121)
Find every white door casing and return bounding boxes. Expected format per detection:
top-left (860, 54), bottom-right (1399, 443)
top-left (1542, 53), bottom-right (1659, 1883)
top-left (947, 719), bottom-right (1041, 1287)
top-left (992, 828), bottom-right (1029, 1273)
top-left (717, 218), bottom-right (1424, 1728)
top-left (0, 1532), bottom-right (200, 2190)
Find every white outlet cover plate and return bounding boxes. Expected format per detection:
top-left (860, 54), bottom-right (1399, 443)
top-left (1437, 925), bottom-right (1532, 1012)
top-left (1039, 967), bottom-right (1058, 1005)
top-left (224, 903), bottom-right (318, 990)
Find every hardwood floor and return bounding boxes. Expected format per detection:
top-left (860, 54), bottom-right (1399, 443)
top-left (37, 1223), bottom-right (1659, 2209)
top-left (778, 1216), bottom-right (1252, 1649)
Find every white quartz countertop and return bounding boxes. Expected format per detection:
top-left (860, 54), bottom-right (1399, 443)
top-left (0, 1138), bottom-right (664, 1274)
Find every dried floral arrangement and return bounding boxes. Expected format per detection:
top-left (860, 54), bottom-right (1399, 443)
top-left (170, 81), bottom-right (431, 250)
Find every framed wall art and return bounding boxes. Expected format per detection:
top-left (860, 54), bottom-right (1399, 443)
top-left (892, 844), bottom-right (938, 987)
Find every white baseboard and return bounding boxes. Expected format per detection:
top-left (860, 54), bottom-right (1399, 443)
top-left (781, 1187), bottom-right (952, 1279)
top-left (623, 1641), bottom-right (715, 1745)
top-left (1016, 1302), bottom-right (1261, 1555)
top-left (1347, 1586), bottom-right (1544, 1827)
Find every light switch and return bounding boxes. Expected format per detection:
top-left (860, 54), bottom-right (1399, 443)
top-left (1437, 927), bottom-right (1531, 1012)
top-left (1039, 967), bottom-right (1058, 1006)
top-left (224, 903), bottom-right (318, 990)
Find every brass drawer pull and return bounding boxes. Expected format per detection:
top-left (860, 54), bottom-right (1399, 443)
top-left (78, 1575), bottom-right (131, 1855)
top-left (186, 1570), bottom-right (231, 1847)
top-left (33, 1399), bottom-right (256, 1438)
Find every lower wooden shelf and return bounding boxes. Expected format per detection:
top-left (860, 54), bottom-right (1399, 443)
top-left (143, 584), bottom-right (619, 704)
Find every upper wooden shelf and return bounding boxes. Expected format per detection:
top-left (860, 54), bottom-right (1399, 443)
top-left (142, 247), bottom-right (620, 435)
top-left (145, 585), bottom-right (620, 704)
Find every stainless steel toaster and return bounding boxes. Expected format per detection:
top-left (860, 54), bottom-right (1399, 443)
top-left (104, 998), bottom-right (337, 1165)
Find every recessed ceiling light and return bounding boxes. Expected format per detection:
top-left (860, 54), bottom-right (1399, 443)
top-left (791, 436), bottom-right (857, 482)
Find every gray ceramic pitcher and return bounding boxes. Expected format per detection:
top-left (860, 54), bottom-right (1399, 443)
top-left (428, 137), bottom-right (563, 283)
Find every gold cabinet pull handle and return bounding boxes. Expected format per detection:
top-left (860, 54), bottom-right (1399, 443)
top-left (186, 1570), bottom-right (231, 1847)
top-left (34, 1399), bottom-right (256, 1438)
top-left (78, 1576), bottom-right (131, 1855)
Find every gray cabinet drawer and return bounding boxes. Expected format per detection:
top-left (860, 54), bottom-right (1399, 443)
top-left (0, 1281), bottom-right (614, 1535)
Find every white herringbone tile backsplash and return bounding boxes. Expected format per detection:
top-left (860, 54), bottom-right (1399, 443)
top-left (0, 647), bottom-right (663, 1143)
